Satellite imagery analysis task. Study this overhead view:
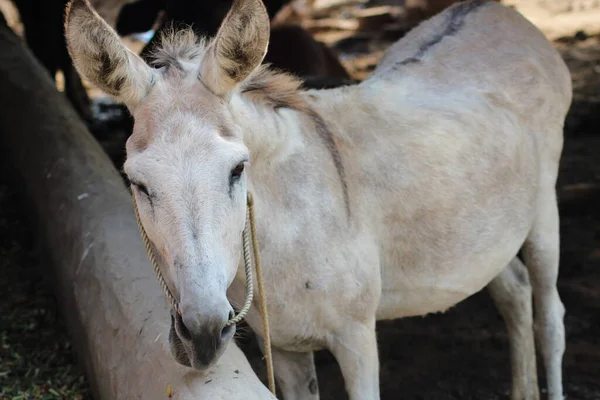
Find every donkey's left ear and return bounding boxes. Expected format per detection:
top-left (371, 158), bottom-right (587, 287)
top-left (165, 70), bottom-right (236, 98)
top-left (65, 0), bottom-right (154, 109)
top-left (200, 0), bottom-right (270, 97)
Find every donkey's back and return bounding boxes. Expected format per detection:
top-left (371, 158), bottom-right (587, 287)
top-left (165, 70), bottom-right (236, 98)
top-left (373, 0), bottom-right (571, 128)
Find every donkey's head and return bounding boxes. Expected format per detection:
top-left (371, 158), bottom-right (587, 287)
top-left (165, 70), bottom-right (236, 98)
top-left (65, 0), bottom-right (270, 369)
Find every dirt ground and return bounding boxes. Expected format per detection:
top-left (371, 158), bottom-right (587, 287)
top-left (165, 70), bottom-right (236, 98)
top-left (0, 179), bottom-right (90, 399)
top-left (1, 0), bottom-right (599, 399)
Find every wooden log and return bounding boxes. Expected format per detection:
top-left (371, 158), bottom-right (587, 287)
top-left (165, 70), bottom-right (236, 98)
top-left (0, 15), bottom-right (275, 400)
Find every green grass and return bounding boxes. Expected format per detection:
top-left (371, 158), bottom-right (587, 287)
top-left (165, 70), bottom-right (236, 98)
top-left (0, 184), bottom-right (90, 400)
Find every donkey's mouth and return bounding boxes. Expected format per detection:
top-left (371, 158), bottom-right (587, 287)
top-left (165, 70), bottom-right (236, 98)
top-left (168, 313), bottom-right (235, 370)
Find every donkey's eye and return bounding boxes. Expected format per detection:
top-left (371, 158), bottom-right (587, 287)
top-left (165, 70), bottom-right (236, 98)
top-left (230, 163), bottom-right (245, 183)
top-left (132, 182), bottom-right (150, 197)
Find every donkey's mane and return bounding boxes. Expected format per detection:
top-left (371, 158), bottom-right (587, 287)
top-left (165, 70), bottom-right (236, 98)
top-left (239, 66), bottom-right (308, 111)
top-left (149, 27), bottom-right (307, 111)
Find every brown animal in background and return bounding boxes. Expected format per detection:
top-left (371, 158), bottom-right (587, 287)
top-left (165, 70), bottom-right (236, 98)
top-left (138, 0), bottom-right (352, 87)
top-left (12, 0), bottom-right (92, 120)
top-left (265, 25), bottom-right (352, 84)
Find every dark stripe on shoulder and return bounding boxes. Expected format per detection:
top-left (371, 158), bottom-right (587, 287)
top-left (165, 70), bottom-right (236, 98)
top-left (306, 108), bottom-right (350, 218)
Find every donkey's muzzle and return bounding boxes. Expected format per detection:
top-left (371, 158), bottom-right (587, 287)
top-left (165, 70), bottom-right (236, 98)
top-left (169, 308), bottom-right (235, 369)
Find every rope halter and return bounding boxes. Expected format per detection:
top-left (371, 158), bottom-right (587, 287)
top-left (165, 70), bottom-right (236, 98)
top-left (131, 190), bottom-right (276, 394)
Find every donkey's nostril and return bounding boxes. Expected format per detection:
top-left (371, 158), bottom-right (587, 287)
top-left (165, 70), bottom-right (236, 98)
top-left (221, 323), bottom-right (235, 341)
top-left (220, 310), bottom-right (236, 341)
top-left (176, 313), bottom-right (192, 340)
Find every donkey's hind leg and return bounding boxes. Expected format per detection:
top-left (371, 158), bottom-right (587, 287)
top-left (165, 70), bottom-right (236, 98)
top-left (522, 189), bottom-right (565, 400)
top-left (256, 336), bottom-right (320, 400)
top-left (488, 257), bottom-right (539, 400)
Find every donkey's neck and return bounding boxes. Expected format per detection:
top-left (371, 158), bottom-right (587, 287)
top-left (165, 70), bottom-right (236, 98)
top-left (225, 86), bottom-right (361, 327)
top-left (227, 83), bottom-right (371, 223)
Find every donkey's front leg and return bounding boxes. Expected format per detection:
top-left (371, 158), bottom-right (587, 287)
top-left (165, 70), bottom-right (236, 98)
top-left (256, 336), bottom-right (320, 400)
top-left (330, 319), bottom-right (380, 400)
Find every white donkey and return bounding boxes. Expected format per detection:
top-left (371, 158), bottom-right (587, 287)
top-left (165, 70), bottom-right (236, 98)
top-left (65, 0), bottom-right (571, 398)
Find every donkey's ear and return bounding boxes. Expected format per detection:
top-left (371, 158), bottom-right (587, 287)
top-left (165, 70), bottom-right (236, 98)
top-left (200, 0), bottom-right (270, 97)
top-left (65, 0), bottom-right (154, 108)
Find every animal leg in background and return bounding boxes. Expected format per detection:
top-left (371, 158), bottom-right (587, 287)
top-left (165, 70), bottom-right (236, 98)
top-left (256, 336), bottom-right (320, 400)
